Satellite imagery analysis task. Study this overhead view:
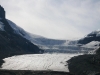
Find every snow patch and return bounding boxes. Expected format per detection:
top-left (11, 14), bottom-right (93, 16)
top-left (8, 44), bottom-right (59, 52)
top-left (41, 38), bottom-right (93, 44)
top-left (0, 21), bottom-right (4, 31)
top-left (1, 54), bottom-right (81, 72)
top-left (63, 40), bottom-right (77, 46)
top-left (82, 41), bottom-right (100, 49)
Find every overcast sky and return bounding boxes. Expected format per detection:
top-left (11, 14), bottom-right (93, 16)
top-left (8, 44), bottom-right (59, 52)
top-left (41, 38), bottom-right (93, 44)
top-left (0, 0), bottom-right (100, 39)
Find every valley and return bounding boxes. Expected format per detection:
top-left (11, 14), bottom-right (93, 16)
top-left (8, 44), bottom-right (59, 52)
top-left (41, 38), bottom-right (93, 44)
top-left (0, 4), bottom-right (100, 75)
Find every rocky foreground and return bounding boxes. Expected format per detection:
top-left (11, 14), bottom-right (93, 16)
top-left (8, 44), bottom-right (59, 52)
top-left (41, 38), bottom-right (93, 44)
top-left (67, 48), bottom-right (100, 75)
top-left (0, 70), bottom-right (73, 75)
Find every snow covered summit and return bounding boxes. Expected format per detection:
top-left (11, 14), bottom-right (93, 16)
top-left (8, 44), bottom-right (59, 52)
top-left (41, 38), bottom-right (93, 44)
top-left (78, 29), bottom-right (100, 45)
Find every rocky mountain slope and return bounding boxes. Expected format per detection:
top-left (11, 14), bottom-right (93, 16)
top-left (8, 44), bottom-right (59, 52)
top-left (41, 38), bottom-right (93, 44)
top-left (67, 47), bottom-right (100, 75)
top-left (0, 4), bottom-right (97, 54)
top-left (78, 30), bottom-right (100, 45)
top-left (0, 5), bottom-right (43, 67)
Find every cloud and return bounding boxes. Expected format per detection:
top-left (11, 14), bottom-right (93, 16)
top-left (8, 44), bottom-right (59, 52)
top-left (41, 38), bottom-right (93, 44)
top-left (0, 0), bottom-right (100, 39)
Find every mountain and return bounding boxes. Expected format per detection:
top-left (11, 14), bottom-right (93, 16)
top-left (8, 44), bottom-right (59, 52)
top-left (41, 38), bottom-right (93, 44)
top-left (25, 34), bottom-right (94, 53)
top-left (77, 30), bottom-right (100, 54)
top-left (27, 30), bottom-right (100, 54)
top-left (30, 37), bottom-right (96, 53)
top-left (6, 18), bottom-right (85, 54)
top-left (0, 3), bottom-right (97, 54)
top-left (78, 30), bottom-right (100, 44)
top-left (0, 5), bottom-right (43, 67)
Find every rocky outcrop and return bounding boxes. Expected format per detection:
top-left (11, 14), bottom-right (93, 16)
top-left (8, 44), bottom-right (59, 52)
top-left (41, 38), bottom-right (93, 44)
top-left (0, 5), bottom-right (5, 19)
top-left (67, 48), bottom-right (100, 75)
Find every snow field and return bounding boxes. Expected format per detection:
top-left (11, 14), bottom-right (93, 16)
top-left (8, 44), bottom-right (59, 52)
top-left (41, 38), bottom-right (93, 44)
top-left (1, 53), bottom-right (81, 72)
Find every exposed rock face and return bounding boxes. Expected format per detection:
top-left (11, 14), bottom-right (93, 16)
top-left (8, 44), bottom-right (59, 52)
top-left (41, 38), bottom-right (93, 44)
top-left (0, 5), bottom-right (44, 67)
top-left (0, 5), bottom-right (5, 19)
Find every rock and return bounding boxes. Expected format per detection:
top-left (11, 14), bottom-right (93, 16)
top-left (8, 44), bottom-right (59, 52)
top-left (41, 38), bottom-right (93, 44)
top-left (0, 5), bottom-right (5, 19)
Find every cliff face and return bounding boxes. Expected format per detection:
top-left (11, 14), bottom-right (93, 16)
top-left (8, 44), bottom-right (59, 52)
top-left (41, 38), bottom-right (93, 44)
top-left (0, 5), bottom-right (5, 19)
top-left (0, 5), bottom-right (44, 67)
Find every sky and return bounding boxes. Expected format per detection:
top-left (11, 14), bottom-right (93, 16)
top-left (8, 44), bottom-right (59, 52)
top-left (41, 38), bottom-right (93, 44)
top-left (0, 0), bottom-right (100, 40)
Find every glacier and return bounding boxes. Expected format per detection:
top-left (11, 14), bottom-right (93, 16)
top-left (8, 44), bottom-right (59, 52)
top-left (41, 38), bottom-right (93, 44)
top-left (1, 53), bottom-right (82, 72)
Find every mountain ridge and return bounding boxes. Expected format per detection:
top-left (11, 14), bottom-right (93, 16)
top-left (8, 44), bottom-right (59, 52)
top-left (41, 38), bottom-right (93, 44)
top-left (78, 30), bottom-right (100, 44)
top-left (0, 5), bottom-right (43, 67)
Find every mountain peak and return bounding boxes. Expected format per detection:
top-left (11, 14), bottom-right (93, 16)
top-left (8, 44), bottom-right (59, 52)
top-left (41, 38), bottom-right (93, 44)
top-left (0, 5), bottom-right (5, 19)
